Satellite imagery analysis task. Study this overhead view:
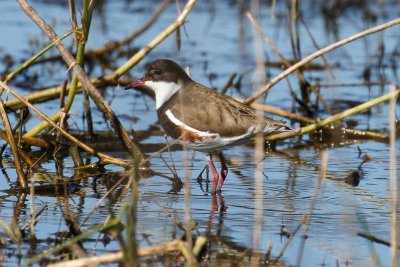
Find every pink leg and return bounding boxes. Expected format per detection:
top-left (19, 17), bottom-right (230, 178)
top-left (207, 153), bottom-right (219, 194)
top-left (211, 193), bottom-right (218, 212)
top-left (217, 152), bottom-right (228, 192)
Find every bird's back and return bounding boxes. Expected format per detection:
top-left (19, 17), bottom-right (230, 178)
top-left (157, 81), bottom-right (291, 140)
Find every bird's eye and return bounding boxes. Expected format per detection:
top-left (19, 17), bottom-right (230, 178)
top-left (155, 68), bottom-right (162, 75)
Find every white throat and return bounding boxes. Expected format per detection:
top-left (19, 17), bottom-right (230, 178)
top-left (145, 81), bottom-right (181, 109)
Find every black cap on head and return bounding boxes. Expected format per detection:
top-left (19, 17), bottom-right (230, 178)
top-left (125, 59), bottom-right (192, 90)
top-left (142, 59), bottom-right (192, 84)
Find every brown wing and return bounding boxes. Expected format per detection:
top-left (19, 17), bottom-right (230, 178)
top-left (166, 82), bottom-right (271, 137)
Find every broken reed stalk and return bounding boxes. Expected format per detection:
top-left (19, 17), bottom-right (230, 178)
top-left (389, 84), bottom-right (398, 267)
top-left (265, 86), bottom-right (400, 141)
top-left (17, 0), bottom-right (144, 164)
top-left (0, 100), bottom-right (27, 188)
top-left (109, 0), bottom-right (197, 80)
top-left (244, 17), bottom-right (400, 105)
top-left (0, 81), bottom-right (128, 167)
top-left (24, 0), bottom-right (93, 138)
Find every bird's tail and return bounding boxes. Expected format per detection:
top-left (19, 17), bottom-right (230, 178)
top-left (264, 121), bottom-right (295, 135)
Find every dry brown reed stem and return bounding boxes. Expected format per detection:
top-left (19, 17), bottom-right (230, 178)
top-left (46, 239), bottom-right (184, 267)
top-left (250, 102), bottom-right (313, 123)
top-left (389, 84), bottom-right (398, 267)
top-left (0, 100), bottom-right (27, 188)
top-left (68, 0), bottom-right (77, 32)
top-left (0, 81), bottom-right (129, 167)
top-left (183, 147), bottom-right (195, 265)
top-left (250, 0), bottom-right (266, 264)
top-left (19, 136), bottom-right (49, 148)
top-left (79, 174), bottom-right (128, 227)
top-left (86, 0), bottom-right (172, 56)
top-left (313, 89), bottom-right (334, 115)
top-left (296, 149), bottom-right (328, 266)
top-left (273, 223), bottom-right (302, 263)
top-left (300, 16), bottom-right (335, 79)
top-left (110, 0), bottom-right (197, 79)
top-left (29, 161), bottom-right (36, 238)
top-left (14, 192), bottom-right (27, 219)
top-left (249, 102), bottom-right (388, 139)
top-left (246, 12), bottom-right (309, 88)
top-left (0, 218), bottom-right (22, 246)
top-left (21, 204), bottom-right (47, 232)
top-left (17, 0), bottom-right (144, 163)
top-left (291, 0), bottom-right (301, 61)
top-left (244, 17), bottom-right (400, 105)
top-left (0, 129), bottom-right (36, 168)
top-left (4, 79), bottom-right (138, 111)
top-left (318, 82), bottom-right (389, 88)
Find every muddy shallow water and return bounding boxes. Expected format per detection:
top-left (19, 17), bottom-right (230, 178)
top-left (0, 1), bottom-right (399, 266)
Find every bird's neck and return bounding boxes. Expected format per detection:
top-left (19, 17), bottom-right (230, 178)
top-left (145, 80), bottom-right (182, 109)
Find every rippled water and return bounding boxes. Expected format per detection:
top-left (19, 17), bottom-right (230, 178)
top-left (0, 1), bottom-right (399, 266)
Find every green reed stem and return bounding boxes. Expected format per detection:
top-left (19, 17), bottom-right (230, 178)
top-left (266, 86), bottom-right (400, 141)
top-left (64, 42), bottom-right (86, 112)
top-left (23, 113), bottom-right (61, 138)
top-left (23, 1), bottom-right (93, 138)
top-left (3, 31), bottom-right (72, 85)
top-left (299, 88), bottom-right (400, 134)
top-left (0, 100), bottom-right (27, 188)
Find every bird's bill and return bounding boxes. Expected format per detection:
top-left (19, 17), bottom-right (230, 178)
top-left (125, 79), bottom-right (146, 90)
